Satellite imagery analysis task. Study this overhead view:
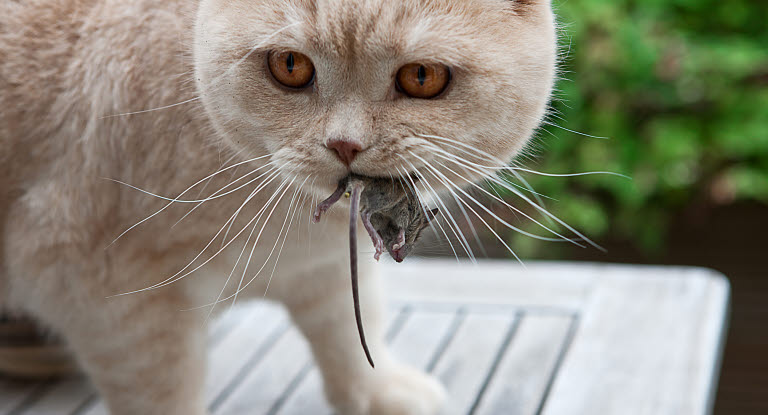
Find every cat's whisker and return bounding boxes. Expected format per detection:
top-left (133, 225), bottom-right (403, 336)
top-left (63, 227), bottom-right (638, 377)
top-left (106, 153), bottom-right (273, 247)
top-left (176, 150), bottom-right (249, 227)
top-left (99, 96), bottom-right (202, 119)
top-left (187, 150), bottom-right (242, 206)
top-left (198, 173), bottom-right (305, 309)
top-left (399, 157), bottom-right (477, 263)
top-left (421, 146), bottom-right (591, 247)
top-left (414, 157), bottom-right (525, 266)
top-left (182, 174), bottom-right (301, 311)
top-left (227, 174), bottom-right (305, 312)
top-left (427, 155), bottom-right (584, 246)
top-left (204, 216), bottom-right (261, 322)
top-left (404, 153), bottom-right (489, 258)
top-left (208, 171), bottom-right (306, 318)
top-left (415, 133), bottom-right (508, 167)
top-left (416, 146), bottom-right (580, 244)
top-left (489, 167), bottom-right (632, 179)
top-left (419, 137), bottom-right (551, 202)
top-left (107, 161), bottom-right (278, 204)
top-left (219, 169), bottom-right (280, 250)
top-left (111, 166), bottom-right (293, 296)
top-left (261, 176), bottom-right (307, 300)
top-left (396, 166), bottom-right (461, 262)
top-left (539, 118), bottom-right (609, 140)
top-left (418, 132), bottom-right (615, 179)
top-left (172, 164), bottom-right (279, 228)
top-left (399, 165), bottom-right (463, 261)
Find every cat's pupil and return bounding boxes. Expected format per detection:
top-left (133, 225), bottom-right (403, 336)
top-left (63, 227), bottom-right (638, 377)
top-left (286, 53), bottom-right (295, 74)
top-left (417, 65), bottom-right (426, 86)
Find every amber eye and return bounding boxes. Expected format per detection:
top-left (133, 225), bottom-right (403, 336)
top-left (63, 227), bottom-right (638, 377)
top-left (396, 63), bottom-right (451, 99)
top-left (268, 51), bottom-right (315, 89)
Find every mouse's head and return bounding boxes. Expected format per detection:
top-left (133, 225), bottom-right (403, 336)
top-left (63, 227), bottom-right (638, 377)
top-left (193, 0), bottom-right (557, 195)
top-left (375, 207), bottom-right (437, 262)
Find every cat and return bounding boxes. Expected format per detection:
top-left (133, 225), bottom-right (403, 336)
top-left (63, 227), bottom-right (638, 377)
top-left (0, 0), bottom-right (556, 414)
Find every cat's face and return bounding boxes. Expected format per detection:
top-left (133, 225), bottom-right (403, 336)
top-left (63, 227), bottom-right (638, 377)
top-left (194, 0), bottom-right (556, 191)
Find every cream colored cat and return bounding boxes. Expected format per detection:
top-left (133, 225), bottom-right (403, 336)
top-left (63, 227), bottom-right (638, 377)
top-left (0, 0), bottom-right (556, 414)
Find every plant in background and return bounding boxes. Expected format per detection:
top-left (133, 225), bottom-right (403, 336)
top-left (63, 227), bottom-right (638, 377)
top-left (498, 0), bottom-right (768, 257)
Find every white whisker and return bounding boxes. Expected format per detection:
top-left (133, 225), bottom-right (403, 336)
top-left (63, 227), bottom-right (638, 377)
top-left (397, 166), bottom-right (460, 261)
top-left (400, 156), bottom-right (476, 263)
top-left (109, 166), bottom-right (291, 297)
top-left (418, 160), bottom-right (525, 267)
top-left (106, 153), bottom-right (273, 247)
top-left (419, 148), bottom-right (582, 244)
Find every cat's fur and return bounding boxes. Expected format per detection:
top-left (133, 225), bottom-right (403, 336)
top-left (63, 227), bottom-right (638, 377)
top-left (0, 0), bottom-right (556, 414)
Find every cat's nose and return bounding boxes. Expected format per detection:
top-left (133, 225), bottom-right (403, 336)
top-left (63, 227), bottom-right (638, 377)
top-left (326, 139), bottom-right (363, 166)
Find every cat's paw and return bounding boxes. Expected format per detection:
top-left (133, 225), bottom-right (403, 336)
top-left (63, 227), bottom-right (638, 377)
top-left (368, 365), bottom-right (445, 415)
top-left (332, 364), bottom-right (445, 415)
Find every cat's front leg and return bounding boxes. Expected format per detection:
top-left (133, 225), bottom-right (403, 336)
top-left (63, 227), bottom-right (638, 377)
top-left (12, 274), bottom-right (209, 415)
top-left (281, 260), bottom-right (445, 415)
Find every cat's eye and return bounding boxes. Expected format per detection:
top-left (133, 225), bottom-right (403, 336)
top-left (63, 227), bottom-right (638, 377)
top-left (268, 51), bottom-right (315, 89)
top-left (396, 63), bottom-right (451, 99)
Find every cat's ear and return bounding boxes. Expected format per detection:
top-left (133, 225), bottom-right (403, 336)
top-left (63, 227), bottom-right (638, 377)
top-left (508, 0), bottom-right (552, 17)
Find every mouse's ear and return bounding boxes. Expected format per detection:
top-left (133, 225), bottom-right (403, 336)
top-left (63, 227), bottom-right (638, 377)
top-left (426, 208), bottom-right (439, 223)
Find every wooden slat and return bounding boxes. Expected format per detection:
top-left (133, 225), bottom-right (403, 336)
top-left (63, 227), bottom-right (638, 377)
top-left (541, 268), bottom-right (729, 415)
top-left (0, 380), bottom-right (47, 415)
top-left (0, 262), bottom-right (728, 415)
top-left (389, 310), bottom-right (460, 370)
top-left (472, 314), bottom-right (574, 415)
top-left (213, 327), bottom-right (312, 415)
top-left (206, 304), bottom-right (289, 407)
top-left (271, 369), bottom-right (330, 415)
top-left (275, 309), bottom-right (463, 415)
top-left (15, 377), bottom-right (91, 415)
top-left (431, 313), bottom-right (518, 415)
top-left (273, 308), bottom-right (429, 415)
top-left (74, 303), bottom-right (289, 415)
top-left (77, 400), bottom-right (106, 415)
top-left (384, 260), bottom-right (594, 310)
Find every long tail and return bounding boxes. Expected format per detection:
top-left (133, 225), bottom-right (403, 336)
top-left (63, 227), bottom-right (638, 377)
top-left (349, 183), bottom-right (375, 368)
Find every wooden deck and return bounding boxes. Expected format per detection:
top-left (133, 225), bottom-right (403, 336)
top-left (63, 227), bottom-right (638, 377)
top-left (0, 260), bottom-right (729, 415)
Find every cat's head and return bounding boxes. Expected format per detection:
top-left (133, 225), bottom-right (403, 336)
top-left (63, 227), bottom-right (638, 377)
top-left (194, 0), bottom-right (556, 192)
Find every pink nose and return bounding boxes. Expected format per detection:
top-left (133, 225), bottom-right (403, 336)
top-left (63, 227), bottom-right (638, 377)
top-left (326, 139), bottom-right (362, 166)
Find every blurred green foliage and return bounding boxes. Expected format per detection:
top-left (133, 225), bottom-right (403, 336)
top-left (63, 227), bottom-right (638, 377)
top-left (506, 0), bottom-right (768, 255)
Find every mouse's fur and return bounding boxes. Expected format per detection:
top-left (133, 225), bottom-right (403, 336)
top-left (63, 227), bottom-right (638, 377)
top-left (0, 1), bottom-right (557, 414)
top-left (314, 174), bottom-right (435, 262)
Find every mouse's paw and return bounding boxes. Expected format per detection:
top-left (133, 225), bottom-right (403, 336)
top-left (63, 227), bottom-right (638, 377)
top-left (312, 208), bottom-right (323, 223)
top-left (373, 239), bottom-right (385, 261)
top-left (368, 365), bottom-right (445, 415)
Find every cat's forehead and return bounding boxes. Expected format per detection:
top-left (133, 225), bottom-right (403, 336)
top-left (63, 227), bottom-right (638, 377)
top-left (265, 0), bottom-right (513, 67)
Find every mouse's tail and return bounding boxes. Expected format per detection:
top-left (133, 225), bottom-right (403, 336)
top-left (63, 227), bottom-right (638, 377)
top-left (348, 183), bottom-right (375, 368)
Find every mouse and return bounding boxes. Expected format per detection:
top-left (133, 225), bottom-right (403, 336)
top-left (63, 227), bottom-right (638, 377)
top-left (314, 174), bottom-right (436, 262)
top-left (312, 174), bottom-right (437, 367)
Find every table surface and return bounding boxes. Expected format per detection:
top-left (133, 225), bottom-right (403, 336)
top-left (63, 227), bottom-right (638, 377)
top-left (0, 260), bottom-right (730, 415)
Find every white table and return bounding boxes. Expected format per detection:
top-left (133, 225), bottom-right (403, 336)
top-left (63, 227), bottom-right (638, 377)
top-left (0, 260), bottom-right (730, 415)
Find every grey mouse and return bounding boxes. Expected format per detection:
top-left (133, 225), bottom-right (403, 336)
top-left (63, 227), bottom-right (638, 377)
top-left (312, 174), bottom-right (437, 367)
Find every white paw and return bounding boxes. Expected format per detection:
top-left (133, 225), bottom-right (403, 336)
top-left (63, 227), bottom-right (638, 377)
top-left (368, 365), bottom-right (445, 415)
top-left (331, 364), bottom-right (445, 415)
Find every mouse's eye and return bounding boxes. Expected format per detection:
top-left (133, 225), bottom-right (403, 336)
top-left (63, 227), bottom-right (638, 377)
top-left (396, 63), bottom-right (451, 99)
top-left (268, 51), bottom-right (315, 89)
